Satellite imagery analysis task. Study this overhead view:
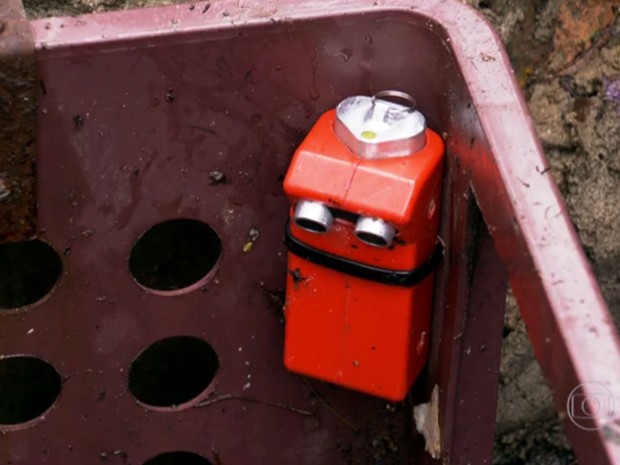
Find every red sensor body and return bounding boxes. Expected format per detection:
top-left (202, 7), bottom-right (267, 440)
top-left (283, 97), bottom-right (444, 401)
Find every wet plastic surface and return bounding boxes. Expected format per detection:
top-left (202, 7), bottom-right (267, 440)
top-left (0, 0), bottom-right (618, 464)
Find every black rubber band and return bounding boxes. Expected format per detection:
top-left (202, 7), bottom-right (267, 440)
top-left (284, 221), bottom-right (443, 286)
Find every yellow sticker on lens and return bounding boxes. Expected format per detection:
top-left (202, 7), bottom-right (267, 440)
top-left (361, 130), bottom-right (377, 140)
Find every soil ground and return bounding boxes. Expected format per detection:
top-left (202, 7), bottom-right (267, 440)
top-left (22, 0), bottom-right (620, 463)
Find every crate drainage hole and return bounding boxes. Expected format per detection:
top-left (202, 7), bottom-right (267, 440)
top-left (128, 336), bottom-right (219, 411)
top-left (0, 240), bottom-right (62, 310)
top-left (129, 219), bottom-right (222, 296)
top-left (0, 356), bottom-right (61, 430)
top-left (143, 451), bottom-right (213, 465)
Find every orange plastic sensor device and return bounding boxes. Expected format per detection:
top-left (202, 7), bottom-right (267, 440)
top-left (283, 91), bottom-right (445, 401)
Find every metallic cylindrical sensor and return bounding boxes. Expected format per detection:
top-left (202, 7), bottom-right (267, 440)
top-left (293, 200), bottom-right (333, 233)
top-left (354, 216), bottom-right (396, 248)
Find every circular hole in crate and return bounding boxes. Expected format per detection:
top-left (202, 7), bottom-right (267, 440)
top-left (143, 451), bottom-right (212, 465)
top-left (128, 336), bottom-right (219, 410)
top-left (0, 240), bottom-right (62, 310)
top-left (129, 219), bottom-right (222, 295)
top-left (0, 356), bottom-right (61, 429)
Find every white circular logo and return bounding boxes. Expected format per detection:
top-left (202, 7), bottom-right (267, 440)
top-left (567, 382), bottom-right (616, 431)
